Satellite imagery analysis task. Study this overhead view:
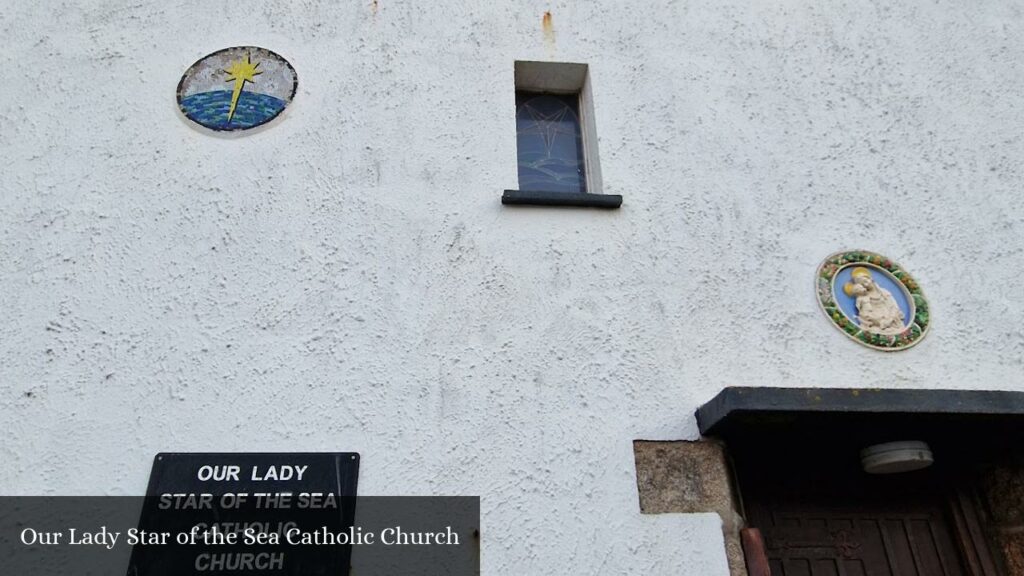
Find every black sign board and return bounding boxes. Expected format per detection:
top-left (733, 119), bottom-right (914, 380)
top-left (128, 452), bottom-right (359, 576)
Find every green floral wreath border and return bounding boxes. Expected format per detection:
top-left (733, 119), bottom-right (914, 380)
top-left (816, 250), bottom-right (930, 351)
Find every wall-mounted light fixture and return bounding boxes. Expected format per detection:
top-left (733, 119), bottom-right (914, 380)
top-left (860, 441), bottom-right (934, 474)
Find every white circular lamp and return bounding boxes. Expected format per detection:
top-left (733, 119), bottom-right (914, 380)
top-left (860, 441), bottom-right (934, 474)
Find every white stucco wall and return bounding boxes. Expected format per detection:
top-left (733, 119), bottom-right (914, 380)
top-left (2, 1), bottom-right (1023, 574)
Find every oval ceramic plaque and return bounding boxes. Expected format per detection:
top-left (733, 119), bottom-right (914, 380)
top-left (816, 250), bottom-right (930, 351)
top-left (177, 46), bottom-right (297, 132)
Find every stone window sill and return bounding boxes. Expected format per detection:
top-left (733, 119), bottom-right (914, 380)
top-left (501, 190), bottom-right (622, 209)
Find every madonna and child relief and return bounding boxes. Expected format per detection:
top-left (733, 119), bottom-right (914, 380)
top-left (842, 267), bottom-right (905, 335)
top-left (816, 251), bottom-right (929, 351)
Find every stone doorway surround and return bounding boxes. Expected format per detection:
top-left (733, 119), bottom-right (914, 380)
top-left (633, 439), bottom-right (749, 576)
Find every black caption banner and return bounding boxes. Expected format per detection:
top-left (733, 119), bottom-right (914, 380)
top-left (0, 453), bottom-right (479, 575)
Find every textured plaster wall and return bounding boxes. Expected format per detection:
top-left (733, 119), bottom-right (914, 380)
top-left (2, 1), bottom-right (1023, 574)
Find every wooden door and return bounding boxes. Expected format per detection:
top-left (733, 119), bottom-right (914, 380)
top-left (729, 420), bottom-right (1004, 576)
top-left (737, 450), bottom-right (974, 569)
top-left (747, 494), bottom-right (967, 576)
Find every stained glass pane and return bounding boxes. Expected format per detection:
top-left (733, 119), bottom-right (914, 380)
top-left (515, 93), bottom-right (587, 194)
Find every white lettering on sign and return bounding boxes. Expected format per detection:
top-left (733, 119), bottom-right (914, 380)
top-left (196, 465), bottom-right (240, 482)
top-left (194, 552), bottom-right (285, 571)
top-left (194, 464), bottom-right (310, 482)
top-left (250, 465), bottom-right (308, 482)
top-left (159, 493), bottom-right (214, 509)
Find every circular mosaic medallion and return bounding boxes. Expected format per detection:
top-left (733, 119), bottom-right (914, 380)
top-left (816, 250), bottom-right (929, 351)
top-left (177, 46), bottom-right (297, 132)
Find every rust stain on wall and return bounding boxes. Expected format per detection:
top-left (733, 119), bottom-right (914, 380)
top-left (542, 11), bottom-right (556, 52)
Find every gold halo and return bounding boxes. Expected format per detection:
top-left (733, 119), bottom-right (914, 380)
top-left (850, 267), bottom-right (872, 280)
top-left (843, 282), bottom-right (855, 297)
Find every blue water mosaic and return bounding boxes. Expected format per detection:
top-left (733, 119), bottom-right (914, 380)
top-left (179, 90), bottom-right (288, 131)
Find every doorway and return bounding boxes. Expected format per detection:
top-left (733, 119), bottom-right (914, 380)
top-left (694, 388), bottom-right (1021, 576)
top-left (741, 457), bottom-right (968, 575)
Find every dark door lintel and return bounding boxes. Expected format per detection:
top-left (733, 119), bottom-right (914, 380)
top-left (697, 387), bottom-right (1024, 439)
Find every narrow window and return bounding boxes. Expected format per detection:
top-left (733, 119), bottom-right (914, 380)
top-left (515, 92), bottom-right (587, 194)
top-left (503, 61), bottom-right (621, 208)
